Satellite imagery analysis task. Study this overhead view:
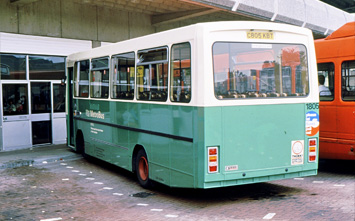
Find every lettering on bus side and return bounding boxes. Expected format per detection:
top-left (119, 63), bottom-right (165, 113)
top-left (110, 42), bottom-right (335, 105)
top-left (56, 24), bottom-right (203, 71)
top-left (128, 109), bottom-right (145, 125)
top-left (86, 109), bottom-right (105, 119)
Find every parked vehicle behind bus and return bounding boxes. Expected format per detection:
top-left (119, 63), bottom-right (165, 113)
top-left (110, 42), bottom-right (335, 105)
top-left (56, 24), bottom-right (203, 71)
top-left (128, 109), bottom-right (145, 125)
top-left (315, 22), bottom-right (355, 161)
top-left (66, 21), bottom-right (319, 188)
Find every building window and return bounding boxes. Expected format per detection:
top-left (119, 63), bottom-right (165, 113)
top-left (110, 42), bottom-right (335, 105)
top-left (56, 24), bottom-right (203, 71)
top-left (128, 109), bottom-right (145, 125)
top-left (74, 60), bottom-right (90, 97)
top-left (317, 63), bottom-right (334, 101)
top-left (53, 84), bottom-right (65, 112)
top-left (90, 57), bottom-right (109, 99)
top-left (2, 84), bottom-right (28, 115)
top-left (341, 60), bottom-right (355, 101)
top-left (0, 54), bottom-right (26, 80)
top-left (137, 47), bottom-right (168, 101)
top-left (29, 56), bottom-right (65, 80)
top-left (170, 43), bottom-right (191, 103)
top-left (31, 82), bottom-right (51, 114)
top-left (111, 52), bottom-right (135, 100)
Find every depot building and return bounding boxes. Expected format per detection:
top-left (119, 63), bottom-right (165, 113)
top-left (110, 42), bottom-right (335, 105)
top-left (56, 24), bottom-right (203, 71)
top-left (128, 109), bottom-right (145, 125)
top-left (0, 0), bottom-right (353, 151)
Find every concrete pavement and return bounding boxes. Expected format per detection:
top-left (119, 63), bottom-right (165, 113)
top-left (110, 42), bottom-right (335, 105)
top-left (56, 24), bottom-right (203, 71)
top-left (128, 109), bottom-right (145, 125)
top-left (0, 144), bottom-right (81, 169)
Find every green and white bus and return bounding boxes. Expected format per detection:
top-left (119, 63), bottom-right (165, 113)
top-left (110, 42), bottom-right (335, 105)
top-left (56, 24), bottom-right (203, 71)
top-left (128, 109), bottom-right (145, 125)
top-left (66, 21), bottom-right (319, 189)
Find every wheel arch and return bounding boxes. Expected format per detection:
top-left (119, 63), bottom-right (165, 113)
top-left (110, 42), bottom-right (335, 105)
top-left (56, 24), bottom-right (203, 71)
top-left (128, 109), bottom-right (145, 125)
top-left (132, 144), bottom-right (146, 173)
top-left (75, 129), bottom-right (84, 153)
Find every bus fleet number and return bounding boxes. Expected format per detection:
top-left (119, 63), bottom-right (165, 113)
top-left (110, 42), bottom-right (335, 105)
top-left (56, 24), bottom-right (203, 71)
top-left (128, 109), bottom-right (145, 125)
top-left (306, 103), bottom-right (319, 110)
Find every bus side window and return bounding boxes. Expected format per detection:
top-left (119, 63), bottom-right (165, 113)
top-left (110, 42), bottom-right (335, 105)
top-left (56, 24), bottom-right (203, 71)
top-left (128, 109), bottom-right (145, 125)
top-left (90, 57), bottom-right (109, 99)
top-left (317, 62), bottom-right (334, 101)
top-left (170, 43), bottom-right (191, 103)
top-left (111, 52), bottom-right (135, 100)
top-left (74, 60), bottom-right (90, 98)
top-left (137, 47), bottom-right (168, 102)
top-left (341, 60), bottom-right (355, 101)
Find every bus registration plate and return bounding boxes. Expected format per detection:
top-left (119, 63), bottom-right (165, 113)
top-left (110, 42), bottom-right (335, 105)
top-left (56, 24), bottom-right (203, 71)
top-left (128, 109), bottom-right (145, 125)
top-left (247, 31), bottom-right (274, 40)
top-left (225, 165), bottom-right (238, 171)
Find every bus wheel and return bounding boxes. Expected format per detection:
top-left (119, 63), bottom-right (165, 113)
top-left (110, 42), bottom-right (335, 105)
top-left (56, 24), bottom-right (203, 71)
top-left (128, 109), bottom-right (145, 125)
top-left (135, 149), bottom-right (152, 188)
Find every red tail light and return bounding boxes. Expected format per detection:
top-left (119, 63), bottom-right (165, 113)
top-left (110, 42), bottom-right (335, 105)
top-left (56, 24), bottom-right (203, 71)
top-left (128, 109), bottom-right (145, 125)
top-left (208, 146), bottom-right (218, 173)
top-left (308, 138), bottom-right (317, 162)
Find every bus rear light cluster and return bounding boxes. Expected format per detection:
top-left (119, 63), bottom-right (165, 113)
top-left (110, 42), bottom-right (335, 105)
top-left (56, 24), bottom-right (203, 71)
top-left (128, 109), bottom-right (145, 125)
top-left (208, 146), bottom-right (218, 173)
top-left (308, 138), bottom-right (317, 162)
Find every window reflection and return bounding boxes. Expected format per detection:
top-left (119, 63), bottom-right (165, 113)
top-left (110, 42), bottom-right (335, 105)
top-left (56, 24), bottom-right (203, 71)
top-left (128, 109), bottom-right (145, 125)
top-left (111, 52), bottom-right (135, 100)
top-left (74, 60), bottom-right (90, 97)
top-left (29, 56), bottom-right (65, 80)
top-left (2, 84), bottom-right (28, 115)
top-left (170, 43), bottom-right (191, 103)
top-left (213, 43), bottom-right (309, 99)
top-left (90, 57), bottom-right (109, 99)
top-left (317, 63), bottom-right (334, 101)
top-left (341, 60), bottom-right (355, 101)
top-left (0, 54), bottom-right (26, 80)
top-left (137, 48), bottom-right (168, 101)
top-left (31, 82), bottom-right (51, 114)
top-left (53, 84), bottom-right (65, 112)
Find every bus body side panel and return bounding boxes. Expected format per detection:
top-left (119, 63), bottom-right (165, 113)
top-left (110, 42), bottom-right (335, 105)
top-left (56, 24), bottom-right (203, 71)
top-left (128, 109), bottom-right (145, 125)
top-left (73, 99), bottom-right (197, 188)
top-left (316, 34), bottom-right (355, 160)
top-left (199, 103), bottom-right (318, 188)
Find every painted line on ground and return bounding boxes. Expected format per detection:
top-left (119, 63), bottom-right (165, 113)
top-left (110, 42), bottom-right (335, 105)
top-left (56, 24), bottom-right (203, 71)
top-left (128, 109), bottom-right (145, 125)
top-left (165, 214), bottom-right (178, 218)
top-left (102, 187), bottom-right (113, 190)
top-left (263, 213), bottom-right (276, 219)
top-left (40, 217), bottom-right (62, 221)
top-left (312, 181), bottom-right (324, 184)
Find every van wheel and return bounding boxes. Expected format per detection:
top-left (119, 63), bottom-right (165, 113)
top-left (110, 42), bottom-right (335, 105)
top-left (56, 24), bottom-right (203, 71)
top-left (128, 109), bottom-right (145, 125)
top-left (135, 149), bottom-right (152, 188)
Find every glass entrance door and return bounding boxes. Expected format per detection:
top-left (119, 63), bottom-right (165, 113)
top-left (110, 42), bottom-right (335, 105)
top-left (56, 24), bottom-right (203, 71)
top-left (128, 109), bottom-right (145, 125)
top-left (31, 82), bottom-right (51, 145)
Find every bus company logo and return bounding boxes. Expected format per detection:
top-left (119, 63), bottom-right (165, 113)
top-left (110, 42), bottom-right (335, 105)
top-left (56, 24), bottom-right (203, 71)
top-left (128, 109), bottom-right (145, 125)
top-left (305, 111), bottom-right (319, 136)
top-left (291, 140), bottom-right (304, 165)
top-left (86, 109), bottom-right (105, 119)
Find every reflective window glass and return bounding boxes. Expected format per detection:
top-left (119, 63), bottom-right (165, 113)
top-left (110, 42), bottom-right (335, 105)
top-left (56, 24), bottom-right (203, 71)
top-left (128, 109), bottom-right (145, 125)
top-left (53, 84), bottom-right (65, 112)
top-left (170, 43), bottom-right (191, 103)
top-left (31, 82), bottom-right (51, 114)
top-left (2, 84), bottom-right (28, 115)
top-left (137, 47), bottom-right (168, 101)
top-left (74, 60), bottom-right (90, 97)
top-left (0, 54), bottom-right (26, 80)
top-left (29, 56), bottom-right (65, 80)
top-left (111, 52), bottom-right (135, 100)
top-left (341, 60), bottom-right (355, 101)
top-left (317, 63), bottom-right (334, 101)
top-left (212, 42), bottom-right (309, 99)
top-left (90, 57), bottom-right (109, 99)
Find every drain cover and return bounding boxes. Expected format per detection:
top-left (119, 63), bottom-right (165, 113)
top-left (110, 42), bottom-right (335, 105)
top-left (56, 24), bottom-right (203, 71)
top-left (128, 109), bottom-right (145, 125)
top-left (130, 192), bottom-right (155, 198)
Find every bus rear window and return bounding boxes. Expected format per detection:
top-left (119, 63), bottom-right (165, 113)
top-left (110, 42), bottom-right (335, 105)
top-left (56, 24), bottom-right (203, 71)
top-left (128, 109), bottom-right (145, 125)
top-left (213, 42), bottom-right (309, 99)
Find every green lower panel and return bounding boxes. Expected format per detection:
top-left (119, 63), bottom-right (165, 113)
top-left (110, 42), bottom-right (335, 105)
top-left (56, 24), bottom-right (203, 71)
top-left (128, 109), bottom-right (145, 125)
top-left (203, 169), bottom-right (317, 189)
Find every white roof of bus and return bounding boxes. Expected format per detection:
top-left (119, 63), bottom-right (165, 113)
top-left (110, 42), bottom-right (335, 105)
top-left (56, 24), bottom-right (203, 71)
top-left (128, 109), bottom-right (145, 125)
top-left (67, 21), bottom-right (312, 62)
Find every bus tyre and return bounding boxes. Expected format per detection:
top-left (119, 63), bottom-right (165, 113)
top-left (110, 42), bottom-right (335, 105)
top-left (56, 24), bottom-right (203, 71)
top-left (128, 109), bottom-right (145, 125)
top-left (136, 149), bottom-right (152, 188)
